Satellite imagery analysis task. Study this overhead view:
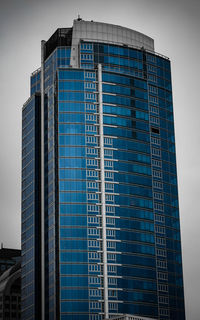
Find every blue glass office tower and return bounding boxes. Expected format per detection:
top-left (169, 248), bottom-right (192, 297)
top-left (21, 19), bottom-right (185, 320)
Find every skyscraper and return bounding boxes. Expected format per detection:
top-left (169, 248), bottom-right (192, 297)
top-left (21, 19), bottom-right (185, 320)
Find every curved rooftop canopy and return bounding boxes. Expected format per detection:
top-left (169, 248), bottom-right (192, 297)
top-left (70, 19), bottom-right (154, 67)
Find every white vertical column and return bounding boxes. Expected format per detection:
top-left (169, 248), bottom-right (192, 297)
top-left (41, 40), bottom-right (45, 320)
top-left (98, 64), bottom-right (109, 319)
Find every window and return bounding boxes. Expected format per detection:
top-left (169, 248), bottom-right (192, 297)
top-left (106, 206), bottom-right (115, 213)
top-left (107, 241), bottom-right (116, 249)
top-left (108, 290), bottom-right (117, 297)
top-left (153, 181), bottom-right (163, 189)
top-left (154, 192), bottom-right (163, 200)
top-left (108, 277), bottom-right (117, 285)
top-left (153, 170), bottom-right (162, 178)
top-left (88, 252), bottom-right (100, 260)
top-left (149, 85), bottom-right (158, 94)
top-left (158, 296), bottom-right (169, 304)
top-left (151, 148), bottom-right (161, 157)
top-left (157, 259), bottom-right (167, 268)
top-left (81, 43), bottom-right (93, 51)
top-left (105, 171), bottom-right (114, 179)
top-left (105, 194), bottom-right (114, 202)
top-left (105, 160), bottom-right (113, 168)
top-left (88, 205), bottom-right (99, 212)
top-left (147, 64), bottom-right (157, 73)
top-left (159, 309), bottom-right (169, 316)
top-left (90, 314), bottom-right (102, 320)
top-left (85, 82), bottom-right (96, 90)
top-left (151, 127), bottom-right (160, 134)
top-left (86, 136), bottom-right (97, 144)
top-left (147, 55), bottom-right (156, 63)
top-left (89, 277), bottom-right (100, 285)
top-left (151, 136), bottom-right (160, 145)
top-left (81, 54), bottom-right (93, 61)
top-left (158, 284), bottom-right (168, 292)
top-left (85, 92), bottom-right (96, 100)
top-left (107, 265), bottom-right (117, 272)
top-left (88, 240), bottom-right (99, 248)
top-left (149, 95), bottom-right (158, 104)
top-left (89, 289), bottom-right (101, 296)
top-left (88, 228), bottom-right (99, 236)
top-left (104, 149), bottom-right (113, 157)
top-left (106, 217), bottom-right (115, 225)
top-left (107, 229), bottom-right (115, 237)
top-left (156, 248), bottom-right (166, 257)
top-left (89, 301), bottom-right (101, 308)
top-left (87, 193), bottom-right (99, 201)
top-left (148, 74), bottom-right (157, 83)
top-left (155, 214), bottom-right (165, 223)
top-left (154, 202), bottom-right (164, 212)
top-left (86, 125), bottom-right (97, 132)
top-left (108, 302), bottom-right (118, 310)
top-left (87, 159), bottom-right (98, 166)
top-left (85, 114), bottom-right (97, 122)
top-left (104, 137), bottom-right (113, 146)
top-left (155, 226), bottom-right (165, 234)
top-left (85, 103), bottom-right (96, 111)
top-left (156, 237), bottom-right (166, 246)
top-left (86, 148), bottom-right (98, 155)
top-left (152, 159), bottom-right (161, 168)
top-left (85, 71), bottom-right (96, 79)
top-left (158, 272), bottom-right (168, 281)
top-left (107, 253), bottom-right (116, 261)
top-left (87, 182), bottom-right (98, 189)
top-left (87, 170), bottom-right (98, 177)
top-left (150, 116), bottom-right (160, 125)
top-left (88, 216), bottom-right (99, 224)
top-left (105, 183), bottom-right (114, 190)
top-left (150, 105), bottom-right (159, 114)
top-left (81, 63), bottom-right (94, 69)
top-left (88, 264), bottom-right (100, 272)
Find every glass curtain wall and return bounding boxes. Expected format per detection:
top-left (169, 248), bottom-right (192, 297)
top-left (22, 36), bottom-right (185, 320)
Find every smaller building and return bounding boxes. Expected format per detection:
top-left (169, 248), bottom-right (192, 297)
top-left (0, 247), bottom-right (21, 276)
top-left (109, 315), bottom-right (156, 320)
top-left (0, 262), bottom-right (21, 320)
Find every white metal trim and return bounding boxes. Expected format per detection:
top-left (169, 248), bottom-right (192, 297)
top-left (98, 63), bottom-right (109, 319)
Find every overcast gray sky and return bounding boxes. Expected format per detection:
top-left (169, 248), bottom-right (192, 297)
top-left (0, 0), bottom-right (199, 318)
